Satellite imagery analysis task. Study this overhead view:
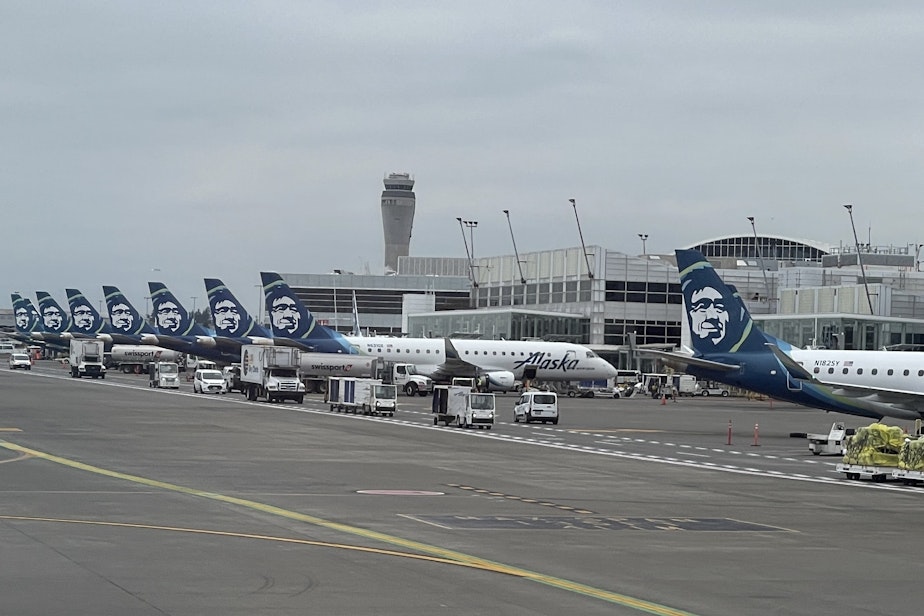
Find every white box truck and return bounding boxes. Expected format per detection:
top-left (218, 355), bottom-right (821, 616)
top-left (431, 385), bottom-right (495, 429)
top-left (69, 339), bottom-right (107, 379)
top-left (327, 377), bottom-right (397, 416)
top-left (240, 345), bottom-right (306, 403)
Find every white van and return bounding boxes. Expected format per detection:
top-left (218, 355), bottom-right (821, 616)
top-left (513, 390), bottom-right (559, 425)
top-left (193, 369), bottom-right (227, 394)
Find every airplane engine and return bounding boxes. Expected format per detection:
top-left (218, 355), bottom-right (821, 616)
top-left (484, 370), bottom-right (515, 391)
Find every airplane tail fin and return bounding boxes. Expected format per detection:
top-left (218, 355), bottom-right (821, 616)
top-left (66, 288), bottom-right (112, 336)
top-left (260, 272), bottom-right (356, 353)
top-left (35, 291), bottom-right (72, 334)
top-left (11, 293), bottom-right (43, 336)
top-left (147, 282), bottom-right (211, 337)
top-left (675, 249), bottom-right (770, 356)
top-left (102, 286), bottom-right (159, 337)
top-left (204, 278), bottom-right (272, 339)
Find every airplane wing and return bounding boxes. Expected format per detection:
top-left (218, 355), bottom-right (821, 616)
top-left (638, 349), bottom-right (741, 374)
top-left (424, 338), bottom-right (480, 380)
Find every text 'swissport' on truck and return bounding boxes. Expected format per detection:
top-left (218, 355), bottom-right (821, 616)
top-left (298, 353), bottom-right (378, 394)
top-left (240, 344), bottom-right (306, 404)
top-left (109, 345), bottom-right (183, 374)
top-left (69, 339), bottom-right (107, 379)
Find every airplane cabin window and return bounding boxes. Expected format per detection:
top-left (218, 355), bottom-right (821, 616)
top-left (903, 369), bottom-right (909, 376)
top-left (842, 368), bottom-right (849, 374)
top-left (919, 370), bottom-right (924, 377)
top-left (813, 367), bottom-right (820, 374)
top-left (857, 368), bottom-right (863, 375)
top-left (888, 369), bottom-right (894, 376)
top-left (872, 369), bottom-right (878, 375)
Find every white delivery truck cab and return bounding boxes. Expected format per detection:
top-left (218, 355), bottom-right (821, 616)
top-left (431, 385), bottom-right (495, 429)
top-left (390, 363), bottom-right (433, 397)
top-left (149, 361), bottom-right (180, 389)
top-left (513, 390), bottom-right (559, 425)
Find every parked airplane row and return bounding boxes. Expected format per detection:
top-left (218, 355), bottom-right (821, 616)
top-left (14, 255), bottom-right (924, 422)
top-left (10, 276), bottom-right (619, 388)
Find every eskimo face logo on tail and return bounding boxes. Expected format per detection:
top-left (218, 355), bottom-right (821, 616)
top-left (71, 302), bottom-right (96, 333)
top-left (154, 299), bottom-right (184, 334)
top-left (110, 301), bottom-right (136, 333)
top-left (688, 286), bottom-right (729, 346)
top-left (213, 298), bottom-right (243, 336)
top-left (269, 295), bottom-right (301, 335)
top-left (41, 304), bottom-right (65, 333)
top-left (12, 295), bottom-right (40, 333)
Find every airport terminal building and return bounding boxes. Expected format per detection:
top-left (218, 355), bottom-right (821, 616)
top-left (277, 174), bottom-right (924, 363)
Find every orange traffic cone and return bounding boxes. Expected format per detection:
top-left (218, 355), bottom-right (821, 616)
top-left (660, 394), bottom-right (666, 405)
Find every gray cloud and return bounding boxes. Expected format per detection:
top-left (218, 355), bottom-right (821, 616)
top-left (3, 1), bottom-right (924, 311)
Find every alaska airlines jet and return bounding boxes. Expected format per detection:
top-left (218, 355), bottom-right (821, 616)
top-left (66, 288), bottom-right (161, 346)
top-left (34, 291), bottom-right (77, 348)
top-left (104, 285), bottom-right (231, 365)
top-left (648, 249), bottom-right (924, 421)
top-left (10, 293), bottom-right (45, 346)
top-left (143, 282), bottom-right (249, 364)
top-left (203, 278), bottom-right (275, 344)
top-left (259, 272), bottom-right (618, 389)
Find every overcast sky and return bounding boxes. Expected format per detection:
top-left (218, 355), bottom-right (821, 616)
top-left (3, 1), bottom-right (924, 316)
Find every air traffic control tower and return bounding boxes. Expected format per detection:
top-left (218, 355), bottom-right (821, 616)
top-left (381, 172), bottom-right (416, 274)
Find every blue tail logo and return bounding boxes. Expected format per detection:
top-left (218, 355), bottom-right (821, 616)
top-left (204, 278), bottom-right (270, 339)
top-left (675, 250), bottom-right (768, 356)
top-left (66, 289), bottom-right (110, 335)
top-left (11, 293), bottom-right (42, 335)
top-left (147, 282), bottom-right (205, 336)
top-left (261, 272), bottom-right (355, 354)
top-left (102, 286), bottom-right (158, 336)
top-left (35, 291), bottom-right (72, 334)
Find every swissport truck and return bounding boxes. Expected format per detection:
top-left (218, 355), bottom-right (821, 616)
top-left (431, 385), bottom-right (495, 429)
top-left (327, 377), bottom-right (397, 416)
top-left (299, 353), bottom-right (378, 394)
top-left (69, 339), bottom-right (107, 379)
top-left (240, 345), bottom-right (306, 403)
top-left (109, 345), bottom-right (183, 374)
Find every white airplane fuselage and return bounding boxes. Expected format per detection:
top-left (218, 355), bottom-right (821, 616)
top-left (344, 335), bottom-right (617, 382)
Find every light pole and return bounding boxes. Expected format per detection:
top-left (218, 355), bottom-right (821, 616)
top-left (844, 204), bottom-right (875, 315)
top-left (638, 233), bottom-right (648, 255)
top-left (254, 284), bottom-right (263, 325)
top-left (747, 216), bottom-right (771, 302)
top-left (569, 198), bottom-right (594, 279)
top-left (461, 219), bottom-right (479, 287)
